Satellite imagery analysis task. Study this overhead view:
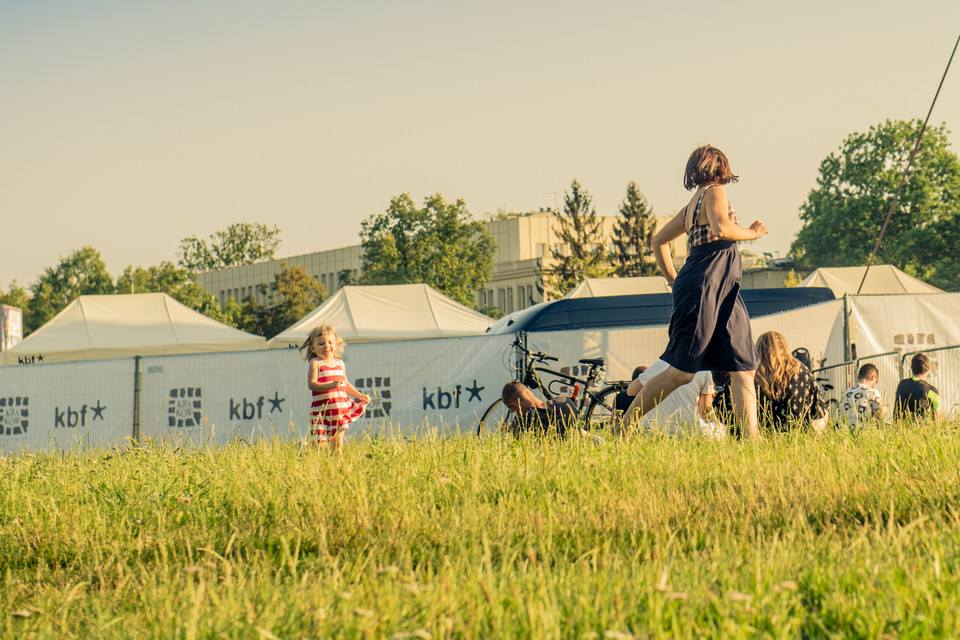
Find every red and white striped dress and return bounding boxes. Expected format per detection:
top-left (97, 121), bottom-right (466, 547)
top-left (309, 358), bottom-right (367, 443)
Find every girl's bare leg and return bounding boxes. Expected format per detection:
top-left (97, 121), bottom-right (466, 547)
top-left (729, 370), bottom-right (759, 439)
top-left (624, 367), bottom-right (695, 429)
top-left (333, 431), bottom-right (345, 455)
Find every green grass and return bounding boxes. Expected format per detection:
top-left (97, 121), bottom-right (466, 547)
top-left (2, 423), bottom-right (960, 639)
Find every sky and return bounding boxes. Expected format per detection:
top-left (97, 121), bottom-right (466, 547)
top-left (2, 0), bottom-right (959, 288)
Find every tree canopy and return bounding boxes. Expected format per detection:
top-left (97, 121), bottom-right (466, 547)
top-left (610, 182), bottom-right (659, 277)
top-left (543, 180), bottom-right (609, 298)
top-left (177, 223), bottom-right (282, 273)
top-left (28, 246), bottom-right (115, 332)
top-left (359, 193), bottom-right (495, 308)
top-left (791, 119), bottom-right (960, 290)
top-left (234, 263), bottom-right (325, 339)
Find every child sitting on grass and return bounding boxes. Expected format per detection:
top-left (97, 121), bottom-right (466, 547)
top-left (841, 363), bottom-right (882, 428)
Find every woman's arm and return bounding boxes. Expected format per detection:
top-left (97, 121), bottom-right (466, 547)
top-left (306, 360), bottom-right (342, 392)
top-left (652, 210), bottom-right (686, 284)
top-left (703, 187), bottom-right (769, 242)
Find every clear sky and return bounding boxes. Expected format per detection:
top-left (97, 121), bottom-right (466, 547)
top-left (2, 1), bottom-right (959, 287)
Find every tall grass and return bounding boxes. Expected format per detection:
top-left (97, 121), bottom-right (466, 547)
top-left (2, 423), bottom-right (960, 638)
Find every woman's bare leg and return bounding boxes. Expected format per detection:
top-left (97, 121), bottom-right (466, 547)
top-left (729, 370), bottom-right (759, 439)
top-left (625, 366), bottom-right (695, 428)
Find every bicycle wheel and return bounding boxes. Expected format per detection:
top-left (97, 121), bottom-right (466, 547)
top-left (584, 385), bottom-right (623, 431)
top-left (476, 399), bottom-right (512, 437)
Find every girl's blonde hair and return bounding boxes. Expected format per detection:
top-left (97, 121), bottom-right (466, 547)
top-left (299, 325), bottom-right (345, 361)
top-left (755, 331), bottom-right (802, 400)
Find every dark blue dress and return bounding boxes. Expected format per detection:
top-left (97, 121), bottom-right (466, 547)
top-left (660, 186), bottom-right (759, 374)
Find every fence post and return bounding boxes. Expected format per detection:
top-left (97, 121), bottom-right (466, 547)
top-left (843, 294), bottom-right (854, 361)
top-left (132, 355), bottom-right (142, 444)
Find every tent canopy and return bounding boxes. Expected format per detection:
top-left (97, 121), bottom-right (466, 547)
top-left (564, 276), bottom-right (671, 298)
top-left (268, 284), bottom-right (493, 348)
top-left (798, 265), bottom-right (943, 296)
top-left (3, 293), bottom-right (265, 365)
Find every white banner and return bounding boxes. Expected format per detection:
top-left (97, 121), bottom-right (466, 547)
top-left (0, 358), bottom-right (134, 454)
top-left (138, 334), bottom-right (516, 445)
top-left (848, 294), bottom-right (960, 359)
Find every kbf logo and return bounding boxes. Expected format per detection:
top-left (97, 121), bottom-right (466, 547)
top-left (422, 379), bottom-right (485, 410)
top-left (0, 397), bottom-right (28, 436)
top-left (54, 400), bottom-right (106, 428)
top-left (168, 387), bottom-right (202, 428)
top-left (229, 392), bottom-right (284, 420)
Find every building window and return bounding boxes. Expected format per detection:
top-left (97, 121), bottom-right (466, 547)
top-left (536, 243), bottom-right (546, 258)
top-left (527, 285), bottom-right (534, 304)
top-left (498, 288), bottom-right (505, 310)
top-left (506, 288), bottom-right (514, 314)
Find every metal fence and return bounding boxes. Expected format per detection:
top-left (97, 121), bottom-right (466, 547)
top-left (813, 344), bottom-right (960, 419)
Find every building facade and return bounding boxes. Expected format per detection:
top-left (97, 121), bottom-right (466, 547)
top-left (196, 211), bottom-right (686, 315)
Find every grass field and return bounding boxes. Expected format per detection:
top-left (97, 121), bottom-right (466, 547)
top-left (2, 422), bottom-right (960, 639)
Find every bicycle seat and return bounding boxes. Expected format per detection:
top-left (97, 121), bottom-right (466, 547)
top-left (579, 358), bottom-right (605, 367)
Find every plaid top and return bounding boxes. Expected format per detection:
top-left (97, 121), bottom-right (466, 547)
top-left (686, 185), bottom-right (741, 248)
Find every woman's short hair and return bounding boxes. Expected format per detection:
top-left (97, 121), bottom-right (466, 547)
top-left (683, 145), bottom-right (740, 191)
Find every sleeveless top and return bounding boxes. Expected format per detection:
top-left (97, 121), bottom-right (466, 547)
top-left (685, 185), bottom-right (741, 248)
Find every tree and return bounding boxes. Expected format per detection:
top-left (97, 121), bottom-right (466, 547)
top-left (543, 180), bottom-right (609, 298)
top-left (237, 263), bottom-right (325, 338)
top-left (28, 246), bottom-right (115, 332)
top-left (177, 223), bottom-right (282, 273)
top-left (791, 119), bottom-right (960, 290)
top-left (359, 193), bottom-right (495, 308)
top-left (610, 182), bottom-right (659, 277)
top-left (115, 261), bottom-right (234, 325)
top-left (338, 269), bottom-right (357, 288)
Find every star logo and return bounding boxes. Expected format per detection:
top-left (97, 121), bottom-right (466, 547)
top-left (268, 392), bottom-right (284, 413)
top-left (466, 380), bottom-right (484, 402)
top-left (91, 400), bottom-right (106, 420)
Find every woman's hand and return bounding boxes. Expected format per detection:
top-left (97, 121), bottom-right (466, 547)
top-left (748, 221), bottom-right (769, 240)
top-left (359, 393), bottom-right (371, 404)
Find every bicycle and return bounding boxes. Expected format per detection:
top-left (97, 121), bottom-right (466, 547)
top-left (476, 337), bottom-right (628, 437)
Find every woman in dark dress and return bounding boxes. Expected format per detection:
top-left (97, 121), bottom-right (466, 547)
top-left (626, 145), bottom-right (768, 438)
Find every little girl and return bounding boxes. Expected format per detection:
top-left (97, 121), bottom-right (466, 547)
top-left (299, 325), bottom-right (370, 452)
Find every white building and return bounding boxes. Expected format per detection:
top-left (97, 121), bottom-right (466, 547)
top-left (197, 211), bottom-right (686, 315)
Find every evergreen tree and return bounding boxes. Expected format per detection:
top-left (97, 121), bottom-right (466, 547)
top-left (543, 180), bottom-right (609, 298)
top-left (610, 182), bottom-right (659, 277)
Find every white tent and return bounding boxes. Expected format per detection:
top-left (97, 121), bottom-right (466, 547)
top-left (267, 284), bottom-right (493, 348)
top-left (797, 265), bottom-right (944, 297)
top-left (3, 293), bottom-right (265, 365)
top-left (563, 276), bottom-right (671, 298)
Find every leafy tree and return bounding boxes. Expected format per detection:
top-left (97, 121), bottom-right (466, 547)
top-left (28, 246), bottom-right (115, 332)
top-left (359, 193), bottom-right (495, 308)
top-left (791, 119), bottom-right (960, 290)
top-left (116, 261), bottom-right (234, 325)
top-left (338, 269), bottom-right (357, 288)
top-left (543, 180), bottom-right (609, 298)
top-left (177, 223), bottom-right (282, 273)
top-left (610, 182), bottom-right (659, 277)
top-left (238, 263), bottom-right (324, 338)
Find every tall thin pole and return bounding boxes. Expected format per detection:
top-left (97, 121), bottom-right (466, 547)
top-left (856, 32), bottom-right (960, 294)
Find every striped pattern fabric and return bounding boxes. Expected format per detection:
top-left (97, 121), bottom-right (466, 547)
top-left (687, 185), bottom-right (742, 248)
top-left (309, 358), bottom-right (367, 443)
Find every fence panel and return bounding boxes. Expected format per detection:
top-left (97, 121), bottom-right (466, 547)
top-left (0, 358), bottom-right (135, 454)
top-left (900, 345), bottom-right (960, 418)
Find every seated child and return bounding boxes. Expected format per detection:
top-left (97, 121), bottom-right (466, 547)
top-left (841, 363), bottom-right (882, 428)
